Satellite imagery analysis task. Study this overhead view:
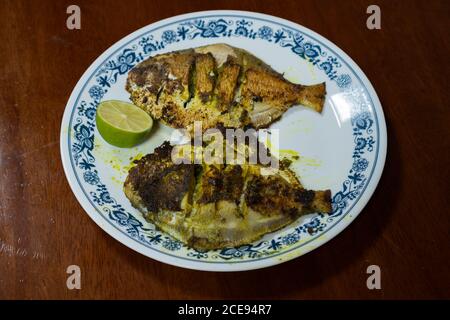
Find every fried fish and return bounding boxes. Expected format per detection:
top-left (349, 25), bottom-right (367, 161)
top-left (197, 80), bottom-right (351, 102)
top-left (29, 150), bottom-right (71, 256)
top-left (126, 43), bottom-right (326, 132)
top-left (123, 139), bottom-right (331, 250)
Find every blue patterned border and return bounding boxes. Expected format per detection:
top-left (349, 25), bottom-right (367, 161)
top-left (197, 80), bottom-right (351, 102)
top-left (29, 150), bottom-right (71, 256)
top-left (67, 15), bottom-right (379, 263)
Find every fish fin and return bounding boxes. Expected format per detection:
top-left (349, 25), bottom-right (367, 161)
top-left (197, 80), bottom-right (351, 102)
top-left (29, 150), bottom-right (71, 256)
top-left (297, 82), bottom-right (326, 113)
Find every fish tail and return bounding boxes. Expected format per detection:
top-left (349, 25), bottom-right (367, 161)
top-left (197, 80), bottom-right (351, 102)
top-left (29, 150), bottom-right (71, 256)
top-left (296, 82), bottom-right (326, 113)
top-left (311, 189), bottom-right (332, 213)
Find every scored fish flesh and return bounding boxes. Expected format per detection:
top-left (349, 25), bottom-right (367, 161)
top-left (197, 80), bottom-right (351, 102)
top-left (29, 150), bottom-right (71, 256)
top-left (126, 44), bottom-right (326, 132)
top-left (123, 139), bottom-right (331, 250)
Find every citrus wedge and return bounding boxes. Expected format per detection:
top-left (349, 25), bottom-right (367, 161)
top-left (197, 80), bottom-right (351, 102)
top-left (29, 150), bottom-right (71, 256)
top-left (96, 100), bottom-right (153, 148)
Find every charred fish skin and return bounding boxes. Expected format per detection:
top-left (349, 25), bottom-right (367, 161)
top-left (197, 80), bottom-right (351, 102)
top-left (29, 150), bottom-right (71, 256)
top-left (124, 141), bottom-right (196, 213)
top-left (126, 44), bottom-right (326, 132)
top-left (124, 139), bottom-right (332, 250)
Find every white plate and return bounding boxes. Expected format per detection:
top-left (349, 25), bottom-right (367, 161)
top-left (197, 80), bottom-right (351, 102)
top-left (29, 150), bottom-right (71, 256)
top-left (60, 10), bottom-right (387, 271)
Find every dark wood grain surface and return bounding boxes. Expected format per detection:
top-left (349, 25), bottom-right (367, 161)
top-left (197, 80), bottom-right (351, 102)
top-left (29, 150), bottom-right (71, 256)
top-left (0, 0), bottom-right (449, 299)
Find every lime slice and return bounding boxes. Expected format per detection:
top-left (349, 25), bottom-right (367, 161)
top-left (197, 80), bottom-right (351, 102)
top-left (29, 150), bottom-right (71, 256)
top-left (96, 100), bottom-right (153, 148)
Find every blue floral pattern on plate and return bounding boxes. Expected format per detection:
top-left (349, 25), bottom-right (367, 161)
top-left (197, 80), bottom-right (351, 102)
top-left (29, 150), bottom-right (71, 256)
top-left (67, 15), bottom-right (377, 262)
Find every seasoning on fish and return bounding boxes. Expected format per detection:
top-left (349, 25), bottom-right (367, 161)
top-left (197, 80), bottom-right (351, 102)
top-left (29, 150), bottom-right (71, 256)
top-left (124, 137), bottom-right (331, 250)
top-left (126, 44), bottom-right (326, 132)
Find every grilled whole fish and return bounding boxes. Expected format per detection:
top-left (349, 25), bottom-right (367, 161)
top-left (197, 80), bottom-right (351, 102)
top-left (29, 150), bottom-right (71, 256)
top-left (126, 44), bottom-right (326, 132)
top-left (124, 140), bottom-right (331, 250)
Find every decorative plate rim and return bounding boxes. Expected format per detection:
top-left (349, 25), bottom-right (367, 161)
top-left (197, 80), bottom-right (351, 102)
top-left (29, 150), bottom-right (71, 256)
top-left (60, 10), bottom-right (387, 271)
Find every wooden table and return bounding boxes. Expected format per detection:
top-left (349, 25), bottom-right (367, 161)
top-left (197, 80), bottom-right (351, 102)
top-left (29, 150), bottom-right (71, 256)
top-left (1, 0), bottom-right (449, 299)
